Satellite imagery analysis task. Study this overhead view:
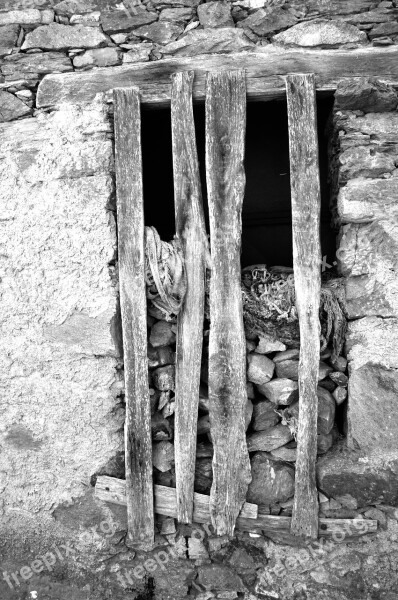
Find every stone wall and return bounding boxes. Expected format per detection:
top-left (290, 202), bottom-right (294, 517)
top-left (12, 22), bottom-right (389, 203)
top-left (1, 0), bottom-right (398, 120)
top-left (328, 79), bottom-right (398, 455)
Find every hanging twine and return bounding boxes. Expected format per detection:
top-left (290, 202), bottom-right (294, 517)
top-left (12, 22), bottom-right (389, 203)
top-left (144, 226), bottom-right (187, 320)
top-left (240, 264), bottom-right (347, 360)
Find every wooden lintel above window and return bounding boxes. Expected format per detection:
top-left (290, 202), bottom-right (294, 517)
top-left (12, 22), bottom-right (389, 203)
top-left (37, 46), bottom-right (398, 109)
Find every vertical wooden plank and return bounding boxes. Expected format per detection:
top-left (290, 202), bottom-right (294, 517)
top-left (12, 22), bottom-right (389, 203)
top-left (205, 70), bottom-right (251, 537)
top-left (114, 87), bottom-right (154, 549)
top-left (171, 71), bottom-right (208, 524)
top-left (285, 74), bottom-right (321, 539)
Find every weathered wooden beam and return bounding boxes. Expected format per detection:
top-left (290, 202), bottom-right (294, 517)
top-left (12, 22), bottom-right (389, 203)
top-left (37, 46), bottom-right (398, 109)
top-left (95, 476), bottom-right (257, 523)
top-left (236, 514), bottom-right (378, 540)
top-left (95, 476), bottom-right (377, 540)
top-left (206, 70), bottom-right (251, 537)
top-left (171, 71), bottom-right (208, 524)
top-left (285, 74), bottom-right (321, 539)
top-left (113, 87), bottom-right (154, 550)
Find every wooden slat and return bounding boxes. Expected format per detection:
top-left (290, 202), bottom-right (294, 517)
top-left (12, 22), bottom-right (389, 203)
top-left (206, 70), bottom-right (251, 537)
top-left (36, 46), bottom-right (398, 109)
top-left (113, 87), bottom-right (154, 550)
top-left (236, 514), bottom-right (378, 539)
top-left (95, 476), bottom-right (257, 522)
top-left (95, 476), bottom-right (377, 540)
top-left (285, 74), bottom-right (321, 539)
top-left (171, 71), bottom-right (209, 524)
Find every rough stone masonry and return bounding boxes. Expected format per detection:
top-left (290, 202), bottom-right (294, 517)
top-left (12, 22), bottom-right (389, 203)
top-left (2, 1), bottom-right (398, 599)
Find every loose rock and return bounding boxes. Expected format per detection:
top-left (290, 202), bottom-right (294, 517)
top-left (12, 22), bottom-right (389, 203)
top-left (318, 379), bottom-right (336, 392)
top-left (134, 21), bottom-right (184, 44)
top-left (0, 24), bottom-right (20, 53)
top-left (151, 413), bottom-right (172, 441)
top-left (73, 47), bottom-right (121, 68)
top-left (150, 320), bottom-right (176, 347)
top-left (329, 371), bottom-right (348, 386)
top-left (273, 349), bottom-right (300, 363)
top-left (122, 44), bottom-right (153, 63)
top-left (257, 378), bottom-right (298, 405)
top-left (330, 355), bottom-right (348, 372)
top-left (152, 365), bottom-right (175, 391)
top-left (238, 7), bottom-right (297, 36)
top-left (247, 452), bottom-right (295, 506)
top-left (256, 335), bottom-right (286, 354)
top-left (100, 10), bottom-right (158, 34)
top-left (153, 440), bottom-right (174, 472)
top-left (277, 360), bottom-right (331, 381)
top-left (273, 19), bottom-right (367, 47)
top-left (270, 446), bottom-right (297, 462)
top-left (1, 52), bottom-right (73, 80)
top-left (333, 386), bottom-right (347, 405)
top-left (0, 90), bottom-right (31, 122)
top-left (247, 424), bottom-right (293, 452)
top-left (317, 432), bottom-right (334, 454)
top-left (54, 0), bottom-right (96, 16)
top-left (151, 0), bottom-right (201, 7)
top-left (275, 359), bottom-right (299, 380)
top-left (247, 353), bottom-right (275, 385)
top-left (252, 401), bottom-right (280, 431)
top-left (22, 23), bottom-right (107, 50)
top-left (197, 1), bottom-right (234, 29)
top-left (288, 387), bottom-right (335, 435)
top-left (159, 8), bottom-right (193, 22)
top-left (147, 344), bottom-right (175, 368)
top-left (162, 28), bottom-right (254, 56)
top-left (69, 12), bottom-right (101, 26)
top-left (0, 9), bottom-right (53, 27)
top-left (370, 22), bottom-right (398, 39)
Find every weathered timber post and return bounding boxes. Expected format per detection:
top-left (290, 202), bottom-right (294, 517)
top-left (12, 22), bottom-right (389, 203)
top-left (285, 73), bottom-right (321, 539)
top-left (206, 70), bottom-right (252, 537)
top-left (114, 87), bottom-right (154, 549)
top-left (171, 71), bottom-right (208, 524)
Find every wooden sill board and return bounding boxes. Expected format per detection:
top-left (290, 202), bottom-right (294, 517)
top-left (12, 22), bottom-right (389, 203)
top-left (95, 476), bottom-right (377, 539)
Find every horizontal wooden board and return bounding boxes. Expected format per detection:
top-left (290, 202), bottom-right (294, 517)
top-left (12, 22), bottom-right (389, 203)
top-left (37, 46), bottom-right (398, 109)
top-left (95, 476), bottom-right (257, 522)
top-left (236, 514), bottom-right (378, 540)
top-left (95, 476), bottom-right (377, 539)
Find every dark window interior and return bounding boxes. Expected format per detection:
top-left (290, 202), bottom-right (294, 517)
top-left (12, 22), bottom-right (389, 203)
top-left (142, 97), bottom-right (335, 270)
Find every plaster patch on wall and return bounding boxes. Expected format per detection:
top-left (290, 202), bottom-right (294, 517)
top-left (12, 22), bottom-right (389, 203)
top-left (0, 100), bottom-right (122, 517)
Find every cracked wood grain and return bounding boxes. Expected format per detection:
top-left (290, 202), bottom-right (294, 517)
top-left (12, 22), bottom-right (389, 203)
top-left (171, 71), bottom-right (208, 524)
top-left (37, 47), bottom-right (398, 109)
top-left (114, 87), bottom-right (154, 550)
top-left (286, 73), bottom-right (321, 539)
top-left (206, 70), bottom-right (251, 537)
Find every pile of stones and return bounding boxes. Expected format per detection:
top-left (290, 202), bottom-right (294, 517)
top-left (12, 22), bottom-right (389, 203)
top-left (146, 301), bottom-right (349, 513)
